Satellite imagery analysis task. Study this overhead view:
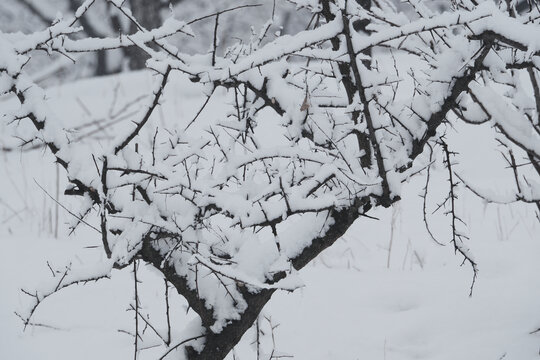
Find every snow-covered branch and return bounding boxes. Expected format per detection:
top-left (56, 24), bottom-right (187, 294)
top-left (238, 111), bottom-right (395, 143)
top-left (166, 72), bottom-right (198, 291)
top-left (3, 0), bottom-right (540, 359)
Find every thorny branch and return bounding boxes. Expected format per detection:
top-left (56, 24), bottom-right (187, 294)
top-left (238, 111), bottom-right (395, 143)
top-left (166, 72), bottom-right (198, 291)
top-left (4, 0), bottom-right (540, 359)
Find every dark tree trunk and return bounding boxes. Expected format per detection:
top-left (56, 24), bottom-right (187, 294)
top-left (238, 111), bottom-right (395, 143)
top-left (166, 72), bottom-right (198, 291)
top-left (126, 0), bottom-right (162, 70)
top-left (67, 0), bottom-right (109, 76)
top-left (140, 198), bottom-right (372, 360)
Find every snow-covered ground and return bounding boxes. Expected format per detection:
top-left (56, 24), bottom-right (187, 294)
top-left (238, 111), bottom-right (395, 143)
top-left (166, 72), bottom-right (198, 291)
top-left (1, 70), bottom-right (539, 359)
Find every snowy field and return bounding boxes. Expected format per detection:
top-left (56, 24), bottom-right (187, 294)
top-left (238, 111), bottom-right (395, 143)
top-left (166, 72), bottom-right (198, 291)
top-left (1, 70), bottom-right (540, 360)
